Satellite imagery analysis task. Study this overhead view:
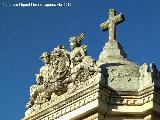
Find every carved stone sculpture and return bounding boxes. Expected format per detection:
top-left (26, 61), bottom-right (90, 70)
top-left (69, 33), bottom-right (87, 67)
top-left (139, 63), bottom-right (160, 90)
top-left (26, 33), bottom-right (99, 109)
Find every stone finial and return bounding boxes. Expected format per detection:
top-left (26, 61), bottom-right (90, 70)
top-left (97, 9), bottom-right (127, 65)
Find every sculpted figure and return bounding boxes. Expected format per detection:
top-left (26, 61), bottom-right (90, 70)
top-left (67, 33), bottom-right (98, 86)
top-left (26, 52), bottom-right (52, 109)
top-left (69, 33), bottom-right (87, 67)
top-left (39, 52), bottom-right (51, 83)
top-left (26, 74), bottom-right (45, 109)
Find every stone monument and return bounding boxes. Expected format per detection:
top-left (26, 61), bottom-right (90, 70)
top-left (22, 9), bottom-right (160, 120)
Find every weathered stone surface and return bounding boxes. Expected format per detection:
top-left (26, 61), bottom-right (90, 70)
top-left (100, 9), bottom-right (124, 41)
top-left (25, 33), bottom-right (99, 110)
top-left (22, 9), bottom-right (160, 120)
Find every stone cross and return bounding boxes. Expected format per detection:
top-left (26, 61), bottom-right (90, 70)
top-left (100, 9), bottom-right (124, 41)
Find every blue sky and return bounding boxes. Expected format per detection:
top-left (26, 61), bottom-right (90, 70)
top-left (0, 0), bottom-right (160, 120)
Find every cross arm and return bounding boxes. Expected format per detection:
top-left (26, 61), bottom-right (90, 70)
top-left (100, 20), bottom-right (109, 31)
top-left (114, 13), bottom-right (125, 24)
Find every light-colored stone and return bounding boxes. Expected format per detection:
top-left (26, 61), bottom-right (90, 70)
top-left (22, 9), bottom-right (160, 120)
